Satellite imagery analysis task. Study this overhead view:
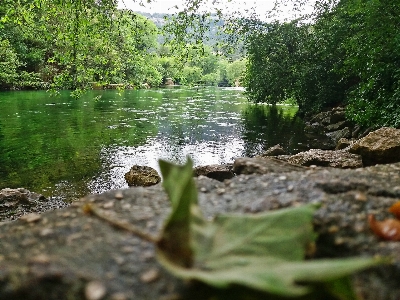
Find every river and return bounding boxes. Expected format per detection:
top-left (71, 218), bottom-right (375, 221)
top-left (0, 87), bottom-right (308, 202)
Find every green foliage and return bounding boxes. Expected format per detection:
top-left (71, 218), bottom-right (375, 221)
top-left (0, 39), bottom-right (19, 88)
top-left (156, 158), bottom-right (380, 299)
top-left (240, 0), bottom-right (400, 125)
top-left (242, 14), bottom-right (352, 113)
top-left (202, 71), bottom-right (220, 86)
top-left (341, 1), bottom-right (400, 128)
top-left (0, 1), bottom-right (163, 91)
top-left (244, 22), bottom-right (299, 105)
top-left (226, 58), bottom-right (246, 86)
top-left (1, 0), bottom-right (245, 91)
top-left (179, 66), bottom-right (203, 85)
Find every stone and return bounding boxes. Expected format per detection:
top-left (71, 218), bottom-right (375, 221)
top-left (193, 164), bottom-right (234, 181)
top-left (326, 120), bottom-right (349, 132)
top-left (307, 134), bottom-right (336, 150)
top-left (352, 125), bottom-right (362, 139)
top-left (0, 188), bottom-right (68, 223)
top-left (85, 281), bottom-right (107, 300)
top-left (330, 110), bottom-right (346, 124)
top-left (164, 78), bottom-right (174, 85)
top-left (335, 138), bottom-right (352, 150)
top-left (309, 111), bottom-right (331, 125)
top-left (233, 157), bottom-right (307, 175)
top-left (284, 149), bottom-right (363, 168)
top-left (349, 127), bottom-right (400, 166)
top-left (257, 144), bottom-right (286, 157)
top-left (304, 122), bottom-right (325, 135)
top-left (326, 127), bottom-right (351, 145)
top-left (0, 188), bottom-right (43, 206)
top-left (124, 166), bottom-right (161, 187)
top-left (1, 164), bottom-right (400, 298)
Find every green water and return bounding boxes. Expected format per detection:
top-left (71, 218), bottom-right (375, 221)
top-left (0, 87), bottom-right (307, 202)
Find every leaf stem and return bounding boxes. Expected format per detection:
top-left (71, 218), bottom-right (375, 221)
top-left (83, 203), bottom-right (159, 244)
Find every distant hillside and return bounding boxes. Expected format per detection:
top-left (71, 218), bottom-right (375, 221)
top-left (136, 11), bottom-right (243, 58)
top-left (135, 12), bottom-right (168, 28)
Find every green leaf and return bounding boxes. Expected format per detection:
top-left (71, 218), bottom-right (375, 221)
top-left (157, 159), bottom-right (381, 299)
top-left (158, 158), bottom-right (198, 268)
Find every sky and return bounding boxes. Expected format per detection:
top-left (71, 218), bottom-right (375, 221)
top-left (117, 0), bottom-right (313, 20)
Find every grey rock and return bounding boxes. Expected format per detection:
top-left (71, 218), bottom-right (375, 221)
top-left (257, 144), bottom-right (286, 157)
top-left (352, 125), bottom-right (362, 139)
top-left (335, 138), bottom-right (352, 150)
top-left (349, 127), bottom-right (400, 166)
top-left (283, 149), bottom-right (363, 168)
top-left (124, 165), bottom-right (161, 187)
top-left (1, 164), bottom-right (400, 299)
top-left (304, 122), bottom-right (325, 135)
top-left (326, 120), bottom-right (349, 132)
top-left (309, 111), bottom-right (331, 125)
top-left (330, 110), bottom-right (346, 124)
top-left (0, 188), bottom-right (68, 223)
top-left (193, 164), bottom-right (234, 181)
top-left (307, 134), bottom-right (336, 150)
top-left (233, 157), bottom-right (307, 175)
top-left (326, 127), bottom-right (351, 145)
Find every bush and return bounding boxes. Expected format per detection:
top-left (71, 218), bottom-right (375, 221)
top-left (0, 39), bottom-right (19, 89)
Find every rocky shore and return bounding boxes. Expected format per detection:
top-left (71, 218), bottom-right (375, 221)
top-left (1, 126), bottom-right (400, 300)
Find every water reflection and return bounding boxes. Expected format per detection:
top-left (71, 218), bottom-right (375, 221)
top-left (240, 105), bottom-right (307, 157)
top-left (0, 88), bottom-right (307, 201)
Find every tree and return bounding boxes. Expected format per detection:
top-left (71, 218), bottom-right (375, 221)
top-left (0, 39), bottom-right (19, 89)
top-left (341, 1), bottom-right (400, 127)
top-left (179, 66), bottom-right (202, 85)
top-left (0, 0), bottom-right (163, 91)
top-left (226, 58), bottom-right (246, 86)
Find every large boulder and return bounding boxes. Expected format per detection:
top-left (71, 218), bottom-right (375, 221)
top-left (282, 149), bottom-right (363, 169)
top-left (124, 166), bottom-right (161, 187)
top-left (349, 127), bottom-right (400, 166)
top-left (1, 164), bottom-right (400, 299)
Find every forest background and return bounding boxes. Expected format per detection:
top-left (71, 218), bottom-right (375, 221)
top-left (0, 0), bottom-right (399, 128)
top-left (0, 0), bottom-right (246, 95)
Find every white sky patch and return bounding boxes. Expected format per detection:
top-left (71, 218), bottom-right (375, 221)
top-left (117, 0), bottom-right (314, 21)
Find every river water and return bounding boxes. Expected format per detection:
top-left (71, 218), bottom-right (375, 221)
top-left (0, 87), bottom-right (308, 201)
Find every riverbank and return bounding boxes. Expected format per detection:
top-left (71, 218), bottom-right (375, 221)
top-left (1, 126), bottom-right (400, 299)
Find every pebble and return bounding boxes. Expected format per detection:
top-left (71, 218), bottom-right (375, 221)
top-left (20, 213), bottom-right (41, 223)
top-left (110, 293), bottom-right (128, 300)
top-left (115, 192), bottom-right (124, 200)
top-left (140, 250), bottom-right (154, 261)
top-left (334, 237), bottom-right (345, 245)
top-left (103, 201), bottom-right (115, 209)
top-left (30, 254), bottom-right (51, 264)
top-left (85, 281), bottom-right (107, 300)
top-left (216, 188), bottom-right (225, 195)
top-left (140, 268), bottom-right (160, 283)
top-left (354, 192), bottom-right (367, 202)
top-left (40, 228), bottom-right (54, 236)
